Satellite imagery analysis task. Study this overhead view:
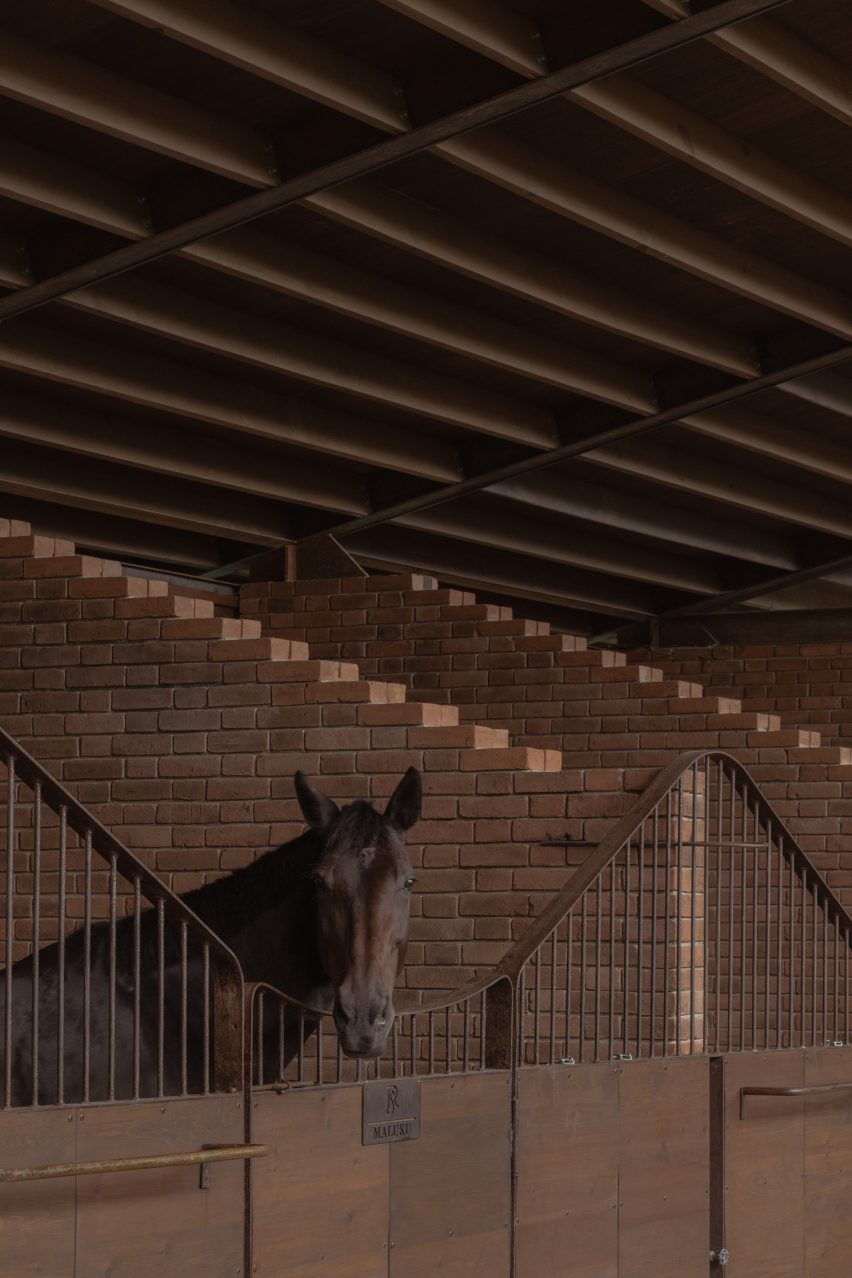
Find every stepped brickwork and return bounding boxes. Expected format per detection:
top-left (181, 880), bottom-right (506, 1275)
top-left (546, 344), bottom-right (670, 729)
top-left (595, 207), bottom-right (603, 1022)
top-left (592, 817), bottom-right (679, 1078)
top-left (244, 573), bottom-right (852, 897)
top-left (0, 518), bottom-right (611, 998)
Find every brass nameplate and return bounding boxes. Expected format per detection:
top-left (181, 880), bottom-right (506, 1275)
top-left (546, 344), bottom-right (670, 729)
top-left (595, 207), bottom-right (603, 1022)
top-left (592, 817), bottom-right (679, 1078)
top-left (362, 1078), bottom-right (421, 1145)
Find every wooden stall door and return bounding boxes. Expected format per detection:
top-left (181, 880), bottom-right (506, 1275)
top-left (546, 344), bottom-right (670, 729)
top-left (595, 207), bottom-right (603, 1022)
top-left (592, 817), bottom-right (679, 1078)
top-left (803, 1047), bottom-right (852, 1277)
top-left (389, 1073), bottom-right (512, 1278)
top-left (252, 1085), bottom-right (390, 1278)
top-left (516, 1057), bottom-right (709, 1278)
top-left (0, 1109), bottom-right (76, 1278)
top-left (74, 1095), bottom-right (247, 1278)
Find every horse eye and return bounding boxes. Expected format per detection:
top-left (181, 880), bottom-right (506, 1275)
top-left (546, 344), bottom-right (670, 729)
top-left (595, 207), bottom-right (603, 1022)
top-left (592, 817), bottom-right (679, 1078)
top-left (403, 876), bottom-right (417, 891)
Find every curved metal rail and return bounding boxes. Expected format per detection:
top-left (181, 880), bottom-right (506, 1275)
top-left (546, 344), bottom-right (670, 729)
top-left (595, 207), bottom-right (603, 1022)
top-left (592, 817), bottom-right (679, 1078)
top-left (247, 750), bottom-right (852, 1084)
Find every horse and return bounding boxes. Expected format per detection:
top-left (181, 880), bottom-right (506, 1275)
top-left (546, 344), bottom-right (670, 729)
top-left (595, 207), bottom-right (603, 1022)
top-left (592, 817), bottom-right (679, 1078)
top-left (0, 768), bottom-right (421, 1104)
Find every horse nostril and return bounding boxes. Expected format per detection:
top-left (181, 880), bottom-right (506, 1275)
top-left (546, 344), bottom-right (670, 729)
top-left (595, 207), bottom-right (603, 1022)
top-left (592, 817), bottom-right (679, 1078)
top-left (375, 1019), bottom-right (387, 1029)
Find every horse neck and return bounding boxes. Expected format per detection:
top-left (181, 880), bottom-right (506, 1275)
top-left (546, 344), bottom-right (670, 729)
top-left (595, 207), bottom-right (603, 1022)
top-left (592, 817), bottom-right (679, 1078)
top-left (182, 832), bottom-right (327, 999)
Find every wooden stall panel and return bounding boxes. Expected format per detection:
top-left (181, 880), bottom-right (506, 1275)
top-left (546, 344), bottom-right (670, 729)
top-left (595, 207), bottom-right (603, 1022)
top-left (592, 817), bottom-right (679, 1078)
top-left (724, 1051), bottom-right (805, 1278)
top-left (390, 1073), bottom-right (511, 1278)
top-left (75, 1095), bottom-right (245, 1278)
top-left (253, 1085), bottom-right (389, 1278)
top-left (516, 1063), bottom-right (620, 1278)
top-left (0, 1108), bottom-right (76, 1278)
top-left (804, 1046), bottom-right (852, 1278)
top-left (618, 1057), bottom-right (709, 1278)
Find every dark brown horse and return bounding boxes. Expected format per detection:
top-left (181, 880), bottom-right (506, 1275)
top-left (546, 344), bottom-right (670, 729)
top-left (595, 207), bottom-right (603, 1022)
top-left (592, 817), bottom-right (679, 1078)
top-left (0, 768), bottom-right (421, 1104)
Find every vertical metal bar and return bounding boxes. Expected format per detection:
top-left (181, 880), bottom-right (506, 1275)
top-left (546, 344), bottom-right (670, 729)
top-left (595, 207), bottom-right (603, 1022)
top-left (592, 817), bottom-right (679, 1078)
top-left (411, 1014), bottom-right (418, 1077)
top-left (428, 1010), bottom-right (435, 1075)
top-left (132, 879), bottom-right (142, 1099)
top-left (4, 756), bottom-right (14, 1108)
top-left (676, 780), bottom-right (684, 1056)
top-left (464, 995), bottom-right (471, 1073)
top-left (801, 869), bottom-right (807, 1048)
top-left (775, 840), bottom-right (782, 1049)
top-left (393, 1018), bottom-right (400, 1077)
top-left (83, 832), bottom-right (92, 1103)
top-left (580, 889), bottom-right (588, 1063)
top-left (595, 877), bottom-right (602, 1061)
top-left (624, 839), bottom-right (631, 1057)
top-left (740, 787), bottom-right (747, 1053)
top-left (788, 852), bottom-right (796, 1049)
top-left (157, 897), bottom-right (165, 1097)
top-left (479, 992), bottom-right (486, 1071)
top-left (179, 921), bottom-right (188, 1096)
top-left (727, 771), bottom-right (735, 1054)
top-left (337, 1035), bottom-right (343, 1085)
top-left (519, 966), bottom-right (527, 1067)
top-left (356, 1057), bottom-right (364, 1083)
top-left (298, 1010), bottom-right (305, 1082)
top-left (664, 789), bottom-right (672, 1058)
top-left (107, 855), bottom-right (117, 1101)
top-left (751, 801), bottom-right (758, 1053)
top-left (714, 761), bottom-right (722, 1053)
top-left (317, 1013), bottom-right (323, 1085)
top-left (533, 948), bottom-right (541, 1066)
top-left (256, 991), bottom-right (264, 1087)
top-left (608, 862), bottom-right (615, 1061)
top-left (565, 909), bottom-right (573, 1061)
top-left (823, 907), bottom-right (828, 1044)
top-left (650, 802), bottom-right (659, 1058)
top-left (445, 1004), bottom-right (451, 1073)
top-left (550, 927), bottom-right (558, 1066)
top-left (834, 915), bottom-right (840, 1041)
top-left (202, 942), bottom-right (210, 1095)
top-left (277, 1001), bottom-right (285, 1083)
top-left (637, 822), bottom-right (644, 1058)
top-left (689, 763), bottom-right (698, 1056)
top-left (31, 784), bottom-right (42, 1105)
top-left (57, 806), bottom-right (67, 1105)
top-left (812, 884), bottom-right (818, 1047)
top-left (765, 833), bottom-right (771, 1049)
top-left (846, 929), bottom-right (850, 1047)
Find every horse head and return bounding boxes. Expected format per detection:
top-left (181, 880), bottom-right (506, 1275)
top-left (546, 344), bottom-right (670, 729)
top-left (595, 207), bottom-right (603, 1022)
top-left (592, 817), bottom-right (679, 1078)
top-left (295, 768), bottom-right (421, 1059)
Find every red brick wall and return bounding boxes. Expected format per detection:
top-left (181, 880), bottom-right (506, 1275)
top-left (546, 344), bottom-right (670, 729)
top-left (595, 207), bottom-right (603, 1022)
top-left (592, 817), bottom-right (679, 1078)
top-left (630, 641), bottom-right (852, 749)
top-left (245, 575), bottom-right (852, 901)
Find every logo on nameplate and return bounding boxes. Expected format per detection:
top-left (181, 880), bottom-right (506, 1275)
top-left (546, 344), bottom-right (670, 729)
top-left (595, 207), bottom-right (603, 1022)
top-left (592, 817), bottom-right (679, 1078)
top-left (362, 1079), bottom-right (421, 1145)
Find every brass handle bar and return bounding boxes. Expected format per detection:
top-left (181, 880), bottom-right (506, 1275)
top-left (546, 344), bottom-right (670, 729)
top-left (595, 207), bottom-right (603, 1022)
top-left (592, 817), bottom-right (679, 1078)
top-left (0, 1142), bottom-right (269, 1183)
top-left (740, 1082), bottom-right (852, 1118)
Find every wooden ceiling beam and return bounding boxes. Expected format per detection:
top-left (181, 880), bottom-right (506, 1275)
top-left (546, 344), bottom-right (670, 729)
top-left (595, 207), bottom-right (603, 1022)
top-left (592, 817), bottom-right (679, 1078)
top-left (376, 0), bottom-right (547, 77)
top-left (400, 502), bottom-right (721, 593)
top-left (0, 27), bottom-right (276, 187)
top-left (86, 0), bottom-right (410, 134)
top-left (640, 1), bottom-right (852, 130)
top-left (438, 129), bottom-right (852, 342)
top-left (187, 227), bottom-right (654, 409)
top-left (0, 137), bottom-right (150, 238)
top-left (0, 388), bottom-right (368, 516)
top-left (573, 72), bottom-right (852, 251)
top-left (681, 404), bottom-right (852, 485)
top-left (64, 275), bottom-right (560, 448)
top-left (345, 524), bottom-right (656, 619)
top-left (309, 181), bottom-right (756, 376)
top-left (0, 134), bottom-right (728, 395)
top-left (0, 320), bottom-right (463, 484)
top-left (0, 443), bottom-right (295, 545)
top-left (585, 437), bottom-right (852, 539)
top-left (491, 471), bottom-right (799, 569)
top-left (0, 0), bottom-right (795, 325)
top-left (0, 494), bottom-right (235, 571)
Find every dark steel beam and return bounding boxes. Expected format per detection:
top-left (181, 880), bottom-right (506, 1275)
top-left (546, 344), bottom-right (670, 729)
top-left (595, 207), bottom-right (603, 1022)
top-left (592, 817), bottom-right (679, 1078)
top-left (0, 0), bottom-right (792, 324)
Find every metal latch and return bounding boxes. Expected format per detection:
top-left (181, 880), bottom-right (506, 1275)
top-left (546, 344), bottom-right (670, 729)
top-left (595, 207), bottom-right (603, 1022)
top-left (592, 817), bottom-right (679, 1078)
top-left (558, 1057), bottom-right (576, 1066)
top-left (825, 1039), bottom-right (845, 1047)
top-left (612, 1053), bottom-right (633, 1062)
top-left (709, 1248), bottom-right (729, 1267)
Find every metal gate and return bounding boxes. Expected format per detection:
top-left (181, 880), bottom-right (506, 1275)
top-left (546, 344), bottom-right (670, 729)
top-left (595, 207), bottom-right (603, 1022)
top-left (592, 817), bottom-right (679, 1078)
top-left (0, 726), bottom-right (260, 1276)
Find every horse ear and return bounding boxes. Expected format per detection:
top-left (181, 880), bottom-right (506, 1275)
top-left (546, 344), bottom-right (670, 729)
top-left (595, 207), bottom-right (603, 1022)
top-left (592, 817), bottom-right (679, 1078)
top-left (295, 771), bottom-right (340, 831)
top-left (385, 767), bottom-right (422, 832)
